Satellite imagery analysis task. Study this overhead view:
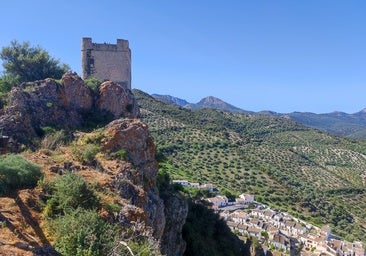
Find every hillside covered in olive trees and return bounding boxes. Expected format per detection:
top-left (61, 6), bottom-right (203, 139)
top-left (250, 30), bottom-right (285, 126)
top-left (133, 89), bottom-right (366, 243)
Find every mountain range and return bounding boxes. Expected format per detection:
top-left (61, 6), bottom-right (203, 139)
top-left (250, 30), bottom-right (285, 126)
top-left (135, 89), bottom-right (366, 243)
top-left (152, 94), bottom-right (366, 139)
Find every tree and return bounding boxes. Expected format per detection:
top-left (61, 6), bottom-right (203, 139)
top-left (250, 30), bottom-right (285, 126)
top-left (0, 40), bottom-right (69, 91)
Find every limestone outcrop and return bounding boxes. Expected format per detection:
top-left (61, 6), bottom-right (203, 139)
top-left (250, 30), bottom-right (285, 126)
top-left (0, 72), bottom-right (138, 150)
top-left (97, 81), bottom-right (139, 118)
top-left (101, 119), bottom-right (188, 255)
top-left (102, 119), bottom-right (166, 240)
top-left (61, 72), bottom-right (93, 110)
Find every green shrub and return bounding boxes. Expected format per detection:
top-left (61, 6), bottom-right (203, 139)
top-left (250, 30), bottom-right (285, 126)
top-left (72, 143), bottom-right (100, 163)
top-left (84, 77), bottom-right (101, 93)
top-left (0, 154), bottom-right (43, 196)
top-left (0, 74), bottom-right (17, 94)
top-left (43, 173), bottom-right (99, 216)
top-left (49, 208), bottom-right (118, 256)
top-left (157, 168), bottom-right (171, 192)
top-left (107, 149), bottom-right (128, 161)
top-left (117, 150), bottom-right (128, 160)
top-left (104, 202), bottom-right (121, 213)
top-left (41, 126), bottom-right (57, 134)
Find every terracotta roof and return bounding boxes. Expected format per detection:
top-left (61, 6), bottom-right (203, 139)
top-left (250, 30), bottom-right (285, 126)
top-left (226, 221), bottom-right (238, 228)
top-left (247, 227), bottom-right (261, 234)
top-left (233, 210), bottom-right (247, 219)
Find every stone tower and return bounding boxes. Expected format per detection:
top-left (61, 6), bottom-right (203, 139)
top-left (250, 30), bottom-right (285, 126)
top-left (81, 37), bottom-right (131, 89)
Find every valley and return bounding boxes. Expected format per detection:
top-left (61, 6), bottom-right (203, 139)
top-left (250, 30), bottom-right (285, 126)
top-left (151, 94), bottom-right (366, 139)
top-left (134, 89), bottom-right (366, 243)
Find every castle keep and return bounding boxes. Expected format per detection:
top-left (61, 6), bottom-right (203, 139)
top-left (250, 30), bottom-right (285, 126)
top-left (81, 37), bottom-right (131, 89)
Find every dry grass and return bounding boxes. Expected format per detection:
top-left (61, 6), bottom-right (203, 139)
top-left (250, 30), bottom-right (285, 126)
top-left (0, 134), bottom-right (130, 254)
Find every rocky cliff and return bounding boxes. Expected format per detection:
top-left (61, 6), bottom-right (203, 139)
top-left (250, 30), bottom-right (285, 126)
top-left (101, 119), bottom-right (188, 255)
top-left (102, 119), bottom-right (166, 239)
top-left (0, 73), bottom-right (187, 255)
top-left (160, 193), bottom-right (188, 256)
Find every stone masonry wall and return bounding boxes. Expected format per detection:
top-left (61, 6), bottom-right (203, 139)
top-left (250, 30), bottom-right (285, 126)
top-left (81, 38), bottom-right (131, 89)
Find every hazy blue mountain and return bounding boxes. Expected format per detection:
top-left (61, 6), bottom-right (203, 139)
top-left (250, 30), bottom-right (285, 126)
top-left (185, 96), bottom-right (253, 114)
top-left (151, 94), bottom-right (189, 107)
top-left (152, 94), bottom-right (253, 114)
top-left (151, 93), bottom-right (366, 139)
top-left (284, 110), bottom-right (366, 138)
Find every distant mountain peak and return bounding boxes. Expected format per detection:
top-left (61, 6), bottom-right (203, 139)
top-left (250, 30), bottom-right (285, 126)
top-left (151, 94), bottom-right (189, 107)
top-left (198, 96), bottom-right (229, 106)
top-left (191, 96), bottom-right (252, 114)
top-left (152, 94), bottom-right (252, 114)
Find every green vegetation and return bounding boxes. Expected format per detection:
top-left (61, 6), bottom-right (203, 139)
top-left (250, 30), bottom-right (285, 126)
top-left (42, 173), bottom-right (160, 256)
top-left (70, 132), bottom-right (103, 163)
top-left (43, 173), bottom-right (100, 217)
top-left (0, 40), bottom-right (69, 108)
top-left (81, 108), bottom-right (115, 130)
top-left (72, 143), bottom-right (100, 163)
top-left (43, 173), bottom-right (115, 255)
top-left (48, 208), bottom-right (118, 256)
top-left (0, 154), bottom-right (43, 196)
top-left (0, 40), bottom-right (69, 91)
top-left (84, 77), bottom-right (102, 94)
top-left (133, 89), bottom-right (366, 242)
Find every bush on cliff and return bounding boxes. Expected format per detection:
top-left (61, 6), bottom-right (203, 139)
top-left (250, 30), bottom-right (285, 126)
top-left (43, 173), bottom-right (99, 217)
top-left (48, 208), bottom-right (118, 256)
top-left (71, 143), bottom-right (101, 164)
top-left (43, 173), bottom-right (161, 256)
top-left (84, 77), bottom-right (102, 94)
top-left (0, 154), bottom-right (43, 196)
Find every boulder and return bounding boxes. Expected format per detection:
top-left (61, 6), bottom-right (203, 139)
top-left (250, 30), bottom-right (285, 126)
top-left (61, 72), bottom-right (93, 110)
top-left (96, 81), bottom-right (139, 119)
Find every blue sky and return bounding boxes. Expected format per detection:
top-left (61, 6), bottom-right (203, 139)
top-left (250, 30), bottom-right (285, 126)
top-left (1, 0), bottom-right (365, 113)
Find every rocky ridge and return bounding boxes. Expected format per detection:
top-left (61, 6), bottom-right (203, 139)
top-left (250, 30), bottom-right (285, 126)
top-left (0, 72), bottom-right (139, 150)
top-left (102, 119), bottom-right (166, 239)
top-left (0, 73), bottom-right (187, 256)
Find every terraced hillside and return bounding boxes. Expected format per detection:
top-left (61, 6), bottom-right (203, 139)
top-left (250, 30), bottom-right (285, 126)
top-left (133, 89), bottom-right (366, 243)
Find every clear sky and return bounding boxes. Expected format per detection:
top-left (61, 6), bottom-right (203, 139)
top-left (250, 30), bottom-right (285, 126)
top-left (1, 0), bottom-right (365, 113)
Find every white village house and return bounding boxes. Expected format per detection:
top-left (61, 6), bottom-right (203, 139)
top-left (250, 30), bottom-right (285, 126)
top-left (239, 193), bottom-right (255, 204)
top-left (206, 195), bottom-right (229, 209)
